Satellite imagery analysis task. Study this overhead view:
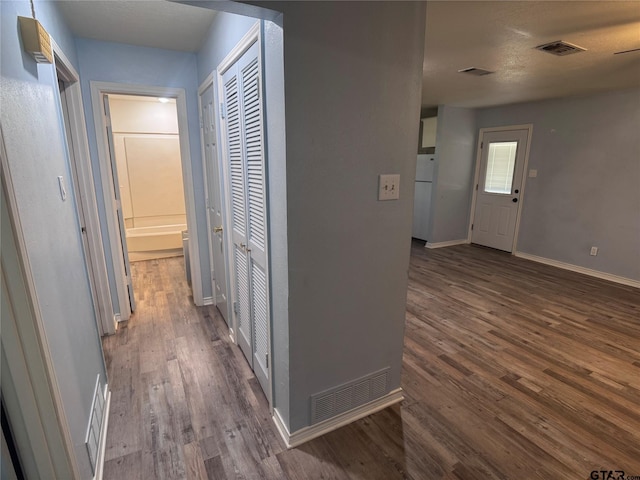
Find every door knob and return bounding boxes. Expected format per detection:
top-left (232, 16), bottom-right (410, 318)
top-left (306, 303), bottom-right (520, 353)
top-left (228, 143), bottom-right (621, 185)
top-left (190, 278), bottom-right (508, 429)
top-left (512, 198), bottom-right (518, 203)
top-left (214, 226), bottom-right (223, 234)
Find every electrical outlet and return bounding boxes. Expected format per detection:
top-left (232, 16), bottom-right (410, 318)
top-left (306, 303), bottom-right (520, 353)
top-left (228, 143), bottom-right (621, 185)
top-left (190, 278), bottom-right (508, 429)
top-left (378, 174), bottom-right (400, 201)
top-left (590, 246), bottom-right (598, 256)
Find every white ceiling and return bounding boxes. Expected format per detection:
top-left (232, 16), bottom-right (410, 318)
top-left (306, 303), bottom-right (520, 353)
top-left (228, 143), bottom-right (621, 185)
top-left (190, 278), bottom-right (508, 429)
top-left (56, 1), bottom-right (640, 108)
top-left (56, 1), bottom-right (217, 52)
top-left (423, 1), bottom-right (640, 108)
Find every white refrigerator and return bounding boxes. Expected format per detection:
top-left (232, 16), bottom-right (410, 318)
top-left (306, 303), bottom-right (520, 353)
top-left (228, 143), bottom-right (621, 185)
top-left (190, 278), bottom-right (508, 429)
top-left (412, 154), bottom-right (435, 241)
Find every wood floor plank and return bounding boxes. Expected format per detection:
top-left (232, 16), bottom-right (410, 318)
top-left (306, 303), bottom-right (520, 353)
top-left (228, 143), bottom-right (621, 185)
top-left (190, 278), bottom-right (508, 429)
top-left (103, 245), bottom-right (640, 480)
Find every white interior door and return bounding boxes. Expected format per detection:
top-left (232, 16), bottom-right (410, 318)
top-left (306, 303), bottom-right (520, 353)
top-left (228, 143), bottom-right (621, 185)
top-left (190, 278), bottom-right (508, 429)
top-left (220, 39), bottom-right (270, 397)
top-left (471, 128), bottom-right (529, 252)
top-left (103, 95), bottom-right (135, 312)
top-left (200, 83), bottom-right (229, 324)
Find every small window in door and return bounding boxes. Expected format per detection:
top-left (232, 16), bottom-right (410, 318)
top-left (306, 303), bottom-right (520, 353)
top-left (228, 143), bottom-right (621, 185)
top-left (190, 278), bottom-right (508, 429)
top-left (484, 141), bottom-right (518, 194)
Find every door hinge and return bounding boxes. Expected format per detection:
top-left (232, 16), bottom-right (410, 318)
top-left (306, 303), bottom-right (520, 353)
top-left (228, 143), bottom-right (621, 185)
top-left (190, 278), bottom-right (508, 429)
top-left (471, 224), bottom-right (474, 230)
top-left (233, 301), bottom-right (238, 314)
top-left (476, 184), bottom-right (479, 191)
top-left (266, 353), bottom-right (269, 369)
top-left (199, 116), bottom-right (203, 129)
top-left (220, 102), bottom-right (226, 119)
top-left (481, 141), bottom-right (483, 149)
top-left (81, 226), bottom-right (87, 234)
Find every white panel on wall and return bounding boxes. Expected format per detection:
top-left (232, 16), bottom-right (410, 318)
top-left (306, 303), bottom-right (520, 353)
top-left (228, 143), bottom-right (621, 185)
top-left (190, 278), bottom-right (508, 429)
top-left (124, 136), bottom-right (186, 221)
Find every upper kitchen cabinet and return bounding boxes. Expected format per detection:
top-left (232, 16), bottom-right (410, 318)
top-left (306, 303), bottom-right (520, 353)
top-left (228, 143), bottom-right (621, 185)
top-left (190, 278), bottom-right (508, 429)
top-left (418, 116), bottom-right (437, 154)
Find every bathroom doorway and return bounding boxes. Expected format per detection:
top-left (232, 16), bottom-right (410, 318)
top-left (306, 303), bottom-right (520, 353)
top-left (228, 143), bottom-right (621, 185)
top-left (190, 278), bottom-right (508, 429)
top-left (105, 93), bottom-right (192, 312)
top-left (91, 81), bottom-right (205, 320)
top-left (107, 94), bottom-right (188, 263)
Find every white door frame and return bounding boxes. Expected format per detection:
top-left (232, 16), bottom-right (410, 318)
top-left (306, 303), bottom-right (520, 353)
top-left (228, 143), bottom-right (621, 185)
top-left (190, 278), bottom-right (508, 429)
top-left (90, 82), bottom-right (205, 318)
top-left (52, 40), bottom-right (116, 336)
top-left (467, 124), bottom-right (534, 253)
top-left (198, 73), bottom-right (232, 321)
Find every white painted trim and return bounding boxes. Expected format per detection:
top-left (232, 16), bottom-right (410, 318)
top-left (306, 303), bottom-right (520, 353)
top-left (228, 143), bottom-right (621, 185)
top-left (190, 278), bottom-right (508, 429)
top-left (425, 239), bottom-right (469, 249)
top-left (1, 129), bottom-right (79, 478)
top-left (90, 82), bottom-right (204, 313)
top-left (203, 296), bottom-right (214, 306)
top-left (467, 124), bottom-right (533, 253)
top-left (92, 389), bottom-right (111, 480)
top-left (273, 388), bottom-right (404, 449)
top-left (217, 21), bottom-right (261, 75)
top-left (198, 71), bottom-right (215, 95)
top-left (52, 39), bottom-right (116, 336)
top-left (514, 252), bottom-right (640, 289)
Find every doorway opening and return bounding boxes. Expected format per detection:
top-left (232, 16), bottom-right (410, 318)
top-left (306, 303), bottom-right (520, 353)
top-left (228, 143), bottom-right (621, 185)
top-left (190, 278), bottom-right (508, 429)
top-left (90, 82), bottom-right (204, 320)
top-left (107, 94), bottom-right (188, 264)
top-left (105, 93), bottom-right (192, 314)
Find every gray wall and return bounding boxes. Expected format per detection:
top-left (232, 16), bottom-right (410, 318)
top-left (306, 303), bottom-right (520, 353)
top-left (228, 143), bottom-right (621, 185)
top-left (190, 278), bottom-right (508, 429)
top-left (477, 88), bottom-right (640, 281)
top-left (75, 38), bottom-right (212, 309)
top-left (276, 1), bottom-right (426, 432)
top-left (1, 1), bottom-right (107, 477)
top-left (429, 105), bottom-right (477, 243)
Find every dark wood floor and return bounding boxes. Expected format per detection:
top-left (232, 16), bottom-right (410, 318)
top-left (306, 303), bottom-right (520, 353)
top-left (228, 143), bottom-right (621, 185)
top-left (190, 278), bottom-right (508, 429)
top-left (102, 242), bottom-right (640, 480)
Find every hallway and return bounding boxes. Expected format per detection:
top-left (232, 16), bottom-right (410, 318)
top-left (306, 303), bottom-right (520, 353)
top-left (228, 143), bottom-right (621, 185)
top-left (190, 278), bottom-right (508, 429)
top-left (102, 244), bottom-right (640, 479)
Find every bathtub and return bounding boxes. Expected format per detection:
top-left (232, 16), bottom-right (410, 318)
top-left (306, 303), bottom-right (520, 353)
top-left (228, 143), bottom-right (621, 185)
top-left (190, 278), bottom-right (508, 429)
top-left (126, 224), bottom-right (187, 253)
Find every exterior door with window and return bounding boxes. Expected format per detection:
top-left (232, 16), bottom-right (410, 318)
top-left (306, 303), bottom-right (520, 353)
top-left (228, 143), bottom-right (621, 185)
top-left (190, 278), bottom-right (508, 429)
top-left (220, 39), bottom-right (270, 397)
top-left (471, 128), bottom-right (529, 252)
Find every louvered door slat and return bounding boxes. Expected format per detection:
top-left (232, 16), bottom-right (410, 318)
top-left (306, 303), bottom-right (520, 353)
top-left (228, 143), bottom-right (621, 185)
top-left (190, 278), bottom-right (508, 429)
top-left (235, 245), bottom-right (251, 353)
top-left (251, 262), bottom-right (268, 372)
top-left (242, 57), bottom-right (265, 252)
top-left (225, 76), bottom-right (245, 237)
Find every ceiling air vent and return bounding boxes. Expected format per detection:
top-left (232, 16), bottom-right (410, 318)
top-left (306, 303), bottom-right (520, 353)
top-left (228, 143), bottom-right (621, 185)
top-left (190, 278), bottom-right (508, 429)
top-left (535, 40), bottom-right (586, 56)
top-left (458, 67), bottom-right (494, 76)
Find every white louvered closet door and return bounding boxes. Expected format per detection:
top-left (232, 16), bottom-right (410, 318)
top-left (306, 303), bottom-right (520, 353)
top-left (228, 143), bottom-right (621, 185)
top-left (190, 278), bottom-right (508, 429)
top-left (221, 40), bottom-right (270, 397)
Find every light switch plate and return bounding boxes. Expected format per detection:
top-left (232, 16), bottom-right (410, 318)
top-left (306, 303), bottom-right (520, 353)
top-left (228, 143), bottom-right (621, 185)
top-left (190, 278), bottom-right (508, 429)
top-left (57, 175), bottom-right (67, 201)
top-left (379, 174), bottom-right (400, 200)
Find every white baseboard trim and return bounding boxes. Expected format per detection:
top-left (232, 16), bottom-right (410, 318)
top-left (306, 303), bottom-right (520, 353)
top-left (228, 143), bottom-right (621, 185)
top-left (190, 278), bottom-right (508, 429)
top-left (425, 239), bottom-right (469, 249)
top-left (202, 296), bottom-right (214, 306)
top-left (93, 389), bottom-right (111, 480)
top-left (272, 388), bottom-right (404, 449)
top-left (514, 252), bottom-right (640, 289)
